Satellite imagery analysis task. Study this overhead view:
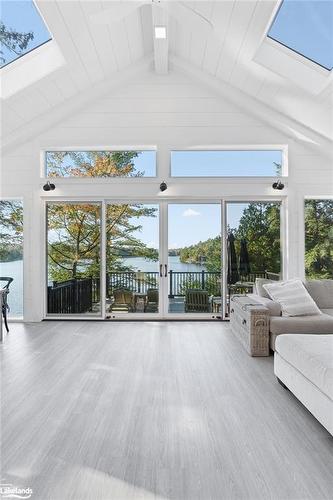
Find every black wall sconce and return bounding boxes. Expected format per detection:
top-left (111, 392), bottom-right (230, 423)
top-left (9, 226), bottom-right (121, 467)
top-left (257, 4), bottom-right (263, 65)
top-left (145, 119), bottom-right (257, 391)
top-left (43, 181), bottom-right (55, 191)
top-left (272, 180), bottom-right (284, 190)
top-left (159, 181), bottom-right (167, 192)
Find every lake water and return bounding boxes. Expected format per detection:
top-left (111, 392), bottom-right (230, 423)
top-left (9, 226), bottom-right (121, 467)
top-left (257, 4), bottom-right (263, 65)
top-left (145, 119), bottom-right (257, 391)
top-left (122, 255), bottom-right (206, 273)
top-left (1, 257), bottom-right (205, 317)
top-left (0, 259), bottom-right (23, 317)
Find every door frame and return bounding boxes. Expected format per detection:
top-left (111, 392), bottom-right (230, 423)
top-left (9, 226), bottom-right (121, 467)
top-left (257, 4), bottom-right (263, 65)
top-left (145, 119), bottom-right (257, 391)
top-left (161, 200), bottom-right (223, 320)
top-left (43, 196), bottom-right (286, 320)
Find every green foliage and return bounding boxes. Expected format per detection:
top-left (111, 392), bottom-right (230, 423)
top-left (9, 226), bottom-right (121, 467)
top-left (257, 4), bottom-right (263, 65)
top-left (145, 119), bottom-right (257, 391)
top-left (47, 152), bottom-right (157, 282)
top-left (179, 276), bottom-right (220, 296)
top-left (305, 200), bottom-right (333, 279)
top-left (0, 201), bottom-right (23, 261)
top-left (234, 203), bottom-right (281, 274)
top-left (46, 151), bottom-right (144, 178)
top-left (179, 236), bottom-right (221, 272)
top-left (177, 203), bottom-right (281, 275)
top-left (0, 21), bottom-right (34, 65)
top-left (48, 202), bottom-right (158, 282)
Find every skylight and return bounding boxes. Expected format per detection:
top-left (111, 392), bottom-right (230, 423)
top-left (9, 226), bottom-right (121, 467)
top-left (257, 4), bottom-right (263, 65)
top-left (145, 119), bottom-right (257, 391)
top-left (0, 0), bottom-right (52, 68)
top-left (268, 0), bottom-right (333, 71)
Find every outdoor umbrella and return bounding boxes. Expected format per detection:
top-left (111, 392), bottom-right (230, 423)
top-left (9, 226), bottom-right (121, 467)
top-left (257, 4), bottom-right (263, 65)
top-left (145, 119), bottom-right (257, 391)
top-left (227, 233), bottom-right (239, 284)
top-left (239, 239), bottom-right (251, 277)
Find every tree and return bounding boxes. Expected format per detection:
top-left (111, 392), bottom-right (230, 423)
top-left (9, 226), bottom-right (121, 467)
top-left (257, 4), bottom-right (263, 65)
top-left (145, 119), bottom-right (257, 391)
top-left (0, 201), bottom-right (23, 261)
top-left (234, 203), bottom-right (281, 273)
top-left (47, 152), bottom-right (157, 282)
top-left (46, 151), bottom-right (145, 178)
top-left (305, 200), bottom-right (333, 279)
top-left (179, 236), bottom-right (221, 272)
top-left (177, 203), bottom-right (281, 275)
top-left (0, 22), bottom-right (34, 65)
top-left (48, 203), bottom-right (158, 282)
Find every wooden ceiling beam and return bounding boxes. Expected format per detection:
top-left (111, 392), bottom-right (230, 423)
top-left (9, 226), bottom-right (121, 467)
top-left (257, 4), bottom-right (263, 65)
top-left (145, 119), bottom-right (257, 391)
top-left (152, 3), bottom-right (168, 75)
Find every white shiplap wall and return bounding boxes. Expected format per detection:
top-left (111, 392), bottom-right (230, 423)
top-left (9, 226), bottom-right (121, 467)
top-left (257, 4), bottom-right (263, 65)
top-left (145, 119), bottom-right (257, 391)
top-left (1, 69), bottom-right (332, 321)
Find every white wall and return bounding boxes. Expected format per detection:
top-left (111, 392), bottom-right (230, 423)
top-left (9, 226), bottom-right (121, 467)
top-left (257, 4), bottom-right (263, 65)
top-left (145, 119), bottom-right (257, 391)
top-left (1, 69), bottom-right (332, 321)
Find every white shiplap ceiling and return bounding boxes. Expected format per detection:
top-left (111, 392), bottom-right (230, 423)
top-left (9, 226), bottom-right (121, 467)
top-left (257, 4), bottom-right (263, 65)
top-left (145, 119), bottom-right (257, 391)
top-left (1, 0), bottom-right (332, 150)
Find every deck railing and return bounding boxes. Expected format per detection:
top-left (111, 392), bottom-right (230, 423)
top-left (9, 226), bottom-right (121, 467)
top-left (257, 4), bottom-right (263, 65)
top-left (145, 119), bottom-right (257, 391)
top-left (47, 270), bottom-right (278, 314)
top-left (168, 270), bottom-right (221, 297)
top-left (106, 271), bottom-right (158, 296)
top-left (47, 277), bottom-right (93, 314)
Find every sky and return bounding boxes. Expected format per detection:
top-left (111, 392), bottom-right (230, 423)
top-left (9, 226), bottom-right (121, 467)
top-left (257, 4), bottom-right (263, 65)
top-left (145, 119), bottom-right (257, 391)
top-left (1, 0), bottom-right (51, 67)
top-left (129, 203), bottom-right (250, 251)
top-left (171, 151), bottom-right (282, 177)
top-left (46, 150), bottom-right (281, 177)
top-left (268, 0), bottom-right (333, 70)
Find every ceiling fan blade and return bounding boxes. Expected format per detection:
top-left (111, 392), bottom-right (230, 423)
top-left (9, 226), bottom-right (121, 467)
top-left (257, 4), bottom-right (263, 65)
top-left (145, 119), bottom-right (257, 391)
top-left (166, 1), bottom-right (213, 38)
top-left (90, 1), bottom-right (148, 26)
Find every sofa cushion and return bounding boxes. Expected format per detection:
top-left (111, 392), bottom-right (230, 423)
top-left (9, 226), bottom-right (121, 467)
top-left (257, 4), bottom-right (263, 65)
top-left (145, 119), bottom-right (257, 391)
top-left (263, 279), bottom-right (322, 317)
top-left (247, 294), bottom-right (281, 317)
top-left (270, 313), bottom-right (333, 335)
top-left (275, 334), bottom-right (333, 399)
top-left (255, 278), bottom-right (275, 298)
top-left (304, 280), bottom-right (333, 309)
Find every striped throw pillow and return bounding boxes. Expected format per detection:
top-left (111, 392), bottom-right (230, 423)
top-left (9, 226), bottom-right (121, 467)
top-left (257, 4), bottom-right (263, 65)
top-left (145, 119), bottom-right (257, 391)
top-left (263, 279), bottom-right (322, 317)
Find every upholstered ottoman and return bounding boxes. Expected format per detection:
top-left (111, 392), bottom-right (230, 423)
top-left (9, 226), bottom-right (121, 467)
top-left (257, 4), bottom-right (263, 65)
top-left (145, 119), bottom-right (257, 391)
top-left (274, 334), bottom-right (333, 435)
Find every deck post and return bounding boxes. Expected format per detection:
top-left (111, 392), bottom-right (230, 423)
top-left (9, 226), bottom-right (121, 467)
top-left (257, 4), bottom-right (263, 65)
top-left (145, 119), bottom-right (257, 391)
top-left (169, 270), bottom-right (174, 298)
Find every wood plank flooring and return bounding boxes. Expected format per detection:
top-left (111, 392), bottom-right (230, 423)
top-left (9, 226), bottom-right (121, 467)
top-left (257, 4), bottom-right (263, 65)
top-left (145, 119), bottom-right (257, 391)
top-left (1, 321), bottom-right (332, 500)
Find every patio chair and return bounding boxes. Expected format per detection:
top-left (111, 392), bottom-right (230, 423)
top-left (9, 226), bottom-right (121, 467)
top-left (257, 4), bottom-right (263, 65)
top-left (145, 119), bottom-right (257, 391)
top-left (144, 288), bottom-right (159, 313)
top-left (185, 289), bottom-right (211, 313)
top-left (109, 288), bottom-right (134, 313)
top-left (0, 277), bottom-right (13, 332)
top-left (265, 270), bottom-right (281, 281)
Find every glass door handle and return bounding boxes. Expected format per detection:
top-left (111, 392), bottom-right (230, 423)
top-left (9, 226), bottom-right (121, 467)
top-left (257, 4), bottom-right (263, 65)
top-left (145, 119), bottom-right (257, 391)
top-left (160, 264), bottom-right (163, 277)
top-left (164, 264), bottom-right (168, 277)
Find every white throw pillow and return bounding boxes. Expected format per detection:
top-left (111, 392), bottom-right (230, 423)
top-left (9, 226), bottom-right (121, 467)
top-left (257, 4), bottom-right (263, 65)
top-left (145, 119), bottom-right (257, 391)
top-left (263, 279), bottom-right (322, 317)
top-left (255, 278), bottom-right (275, 298)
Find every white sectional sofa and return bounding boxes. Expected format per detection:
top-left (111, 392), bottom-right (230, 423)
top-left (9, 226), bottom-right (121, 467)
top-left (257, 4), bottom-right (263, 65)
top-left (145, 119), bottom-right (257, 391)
top-left (274, 334), bottom-right (333, 435)
top-left (248, 279), bottom-right (333, 350)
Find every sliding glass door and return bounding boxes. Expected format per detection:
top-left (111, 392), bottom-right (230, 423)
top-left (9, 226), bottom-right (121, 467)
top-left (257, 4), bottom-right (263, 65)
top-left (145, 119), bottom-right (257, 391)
top-left (167, 203), bottom-right (222, 316)
top-left (105, 203), bottom-right (160, 316)
top-left (45, 199), bottom-right (283, 320)
top-left (46, 202), bottom-right (102, 316)
top-left (224, 201), bottom-right (282, 318)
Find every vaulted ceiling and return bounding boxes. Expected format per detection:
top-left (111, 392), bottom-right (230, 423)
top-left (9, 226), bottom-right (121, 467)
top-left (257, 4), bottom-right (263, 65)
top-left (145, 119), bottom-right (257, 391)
top-left (1, 0), bottom-right (332, 151)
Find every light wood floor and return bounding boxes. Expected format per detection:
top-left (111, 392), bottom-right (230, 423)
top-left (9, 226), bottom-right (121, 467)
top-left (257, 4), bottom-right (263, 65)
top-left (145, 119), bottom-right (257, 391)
top-left (1, 321), bottom-right (332, 500)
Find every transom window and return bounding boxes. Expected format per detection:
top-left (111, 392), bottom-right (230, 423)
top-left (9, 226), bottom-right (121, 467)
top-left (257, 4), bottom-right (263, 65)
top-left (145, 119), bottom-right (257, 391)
top-left (170, 150), bottom-right (283, 177)
top-left (1, 0), bottom-right (52, 68)
top-left (268, 0), bottom-right (333, 71)
top-left (45, 151), bottom-right (157, 178)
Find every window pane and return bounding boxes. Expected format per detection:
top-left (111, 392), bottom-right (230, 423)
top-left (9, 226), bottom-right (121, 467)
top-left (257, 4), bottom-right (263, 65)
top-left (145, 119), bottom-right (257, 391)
top-left (226, 202), bottom-right (281, 316)
top-left (106, 204), bottom-right (159, 315)
top-left (1, 1), bottom-right (52, 68)
top-left (268, 0), bottom-right (333, 71)
top-left (305, 200), bottom-right (333, 279)
top-left (168, 204), bottom-right (221, 314)
top-left (171, 150), bottom-right (283, 177)
top-left (46, 151), bottom-right (156, 178)
top-left (0, 200), bottom-right (24, 318)
top-left (47, 203), bottom-right (101, 315)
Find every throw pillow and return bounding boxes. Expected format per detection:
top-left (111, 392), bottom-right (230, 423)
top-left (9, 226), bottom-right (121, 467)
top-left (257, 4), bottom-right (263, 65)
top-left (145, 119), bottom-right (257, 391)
top-left (255, 278), bottom-right (275, 298)
top-left (263, 279), bottom-right (322, 317)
